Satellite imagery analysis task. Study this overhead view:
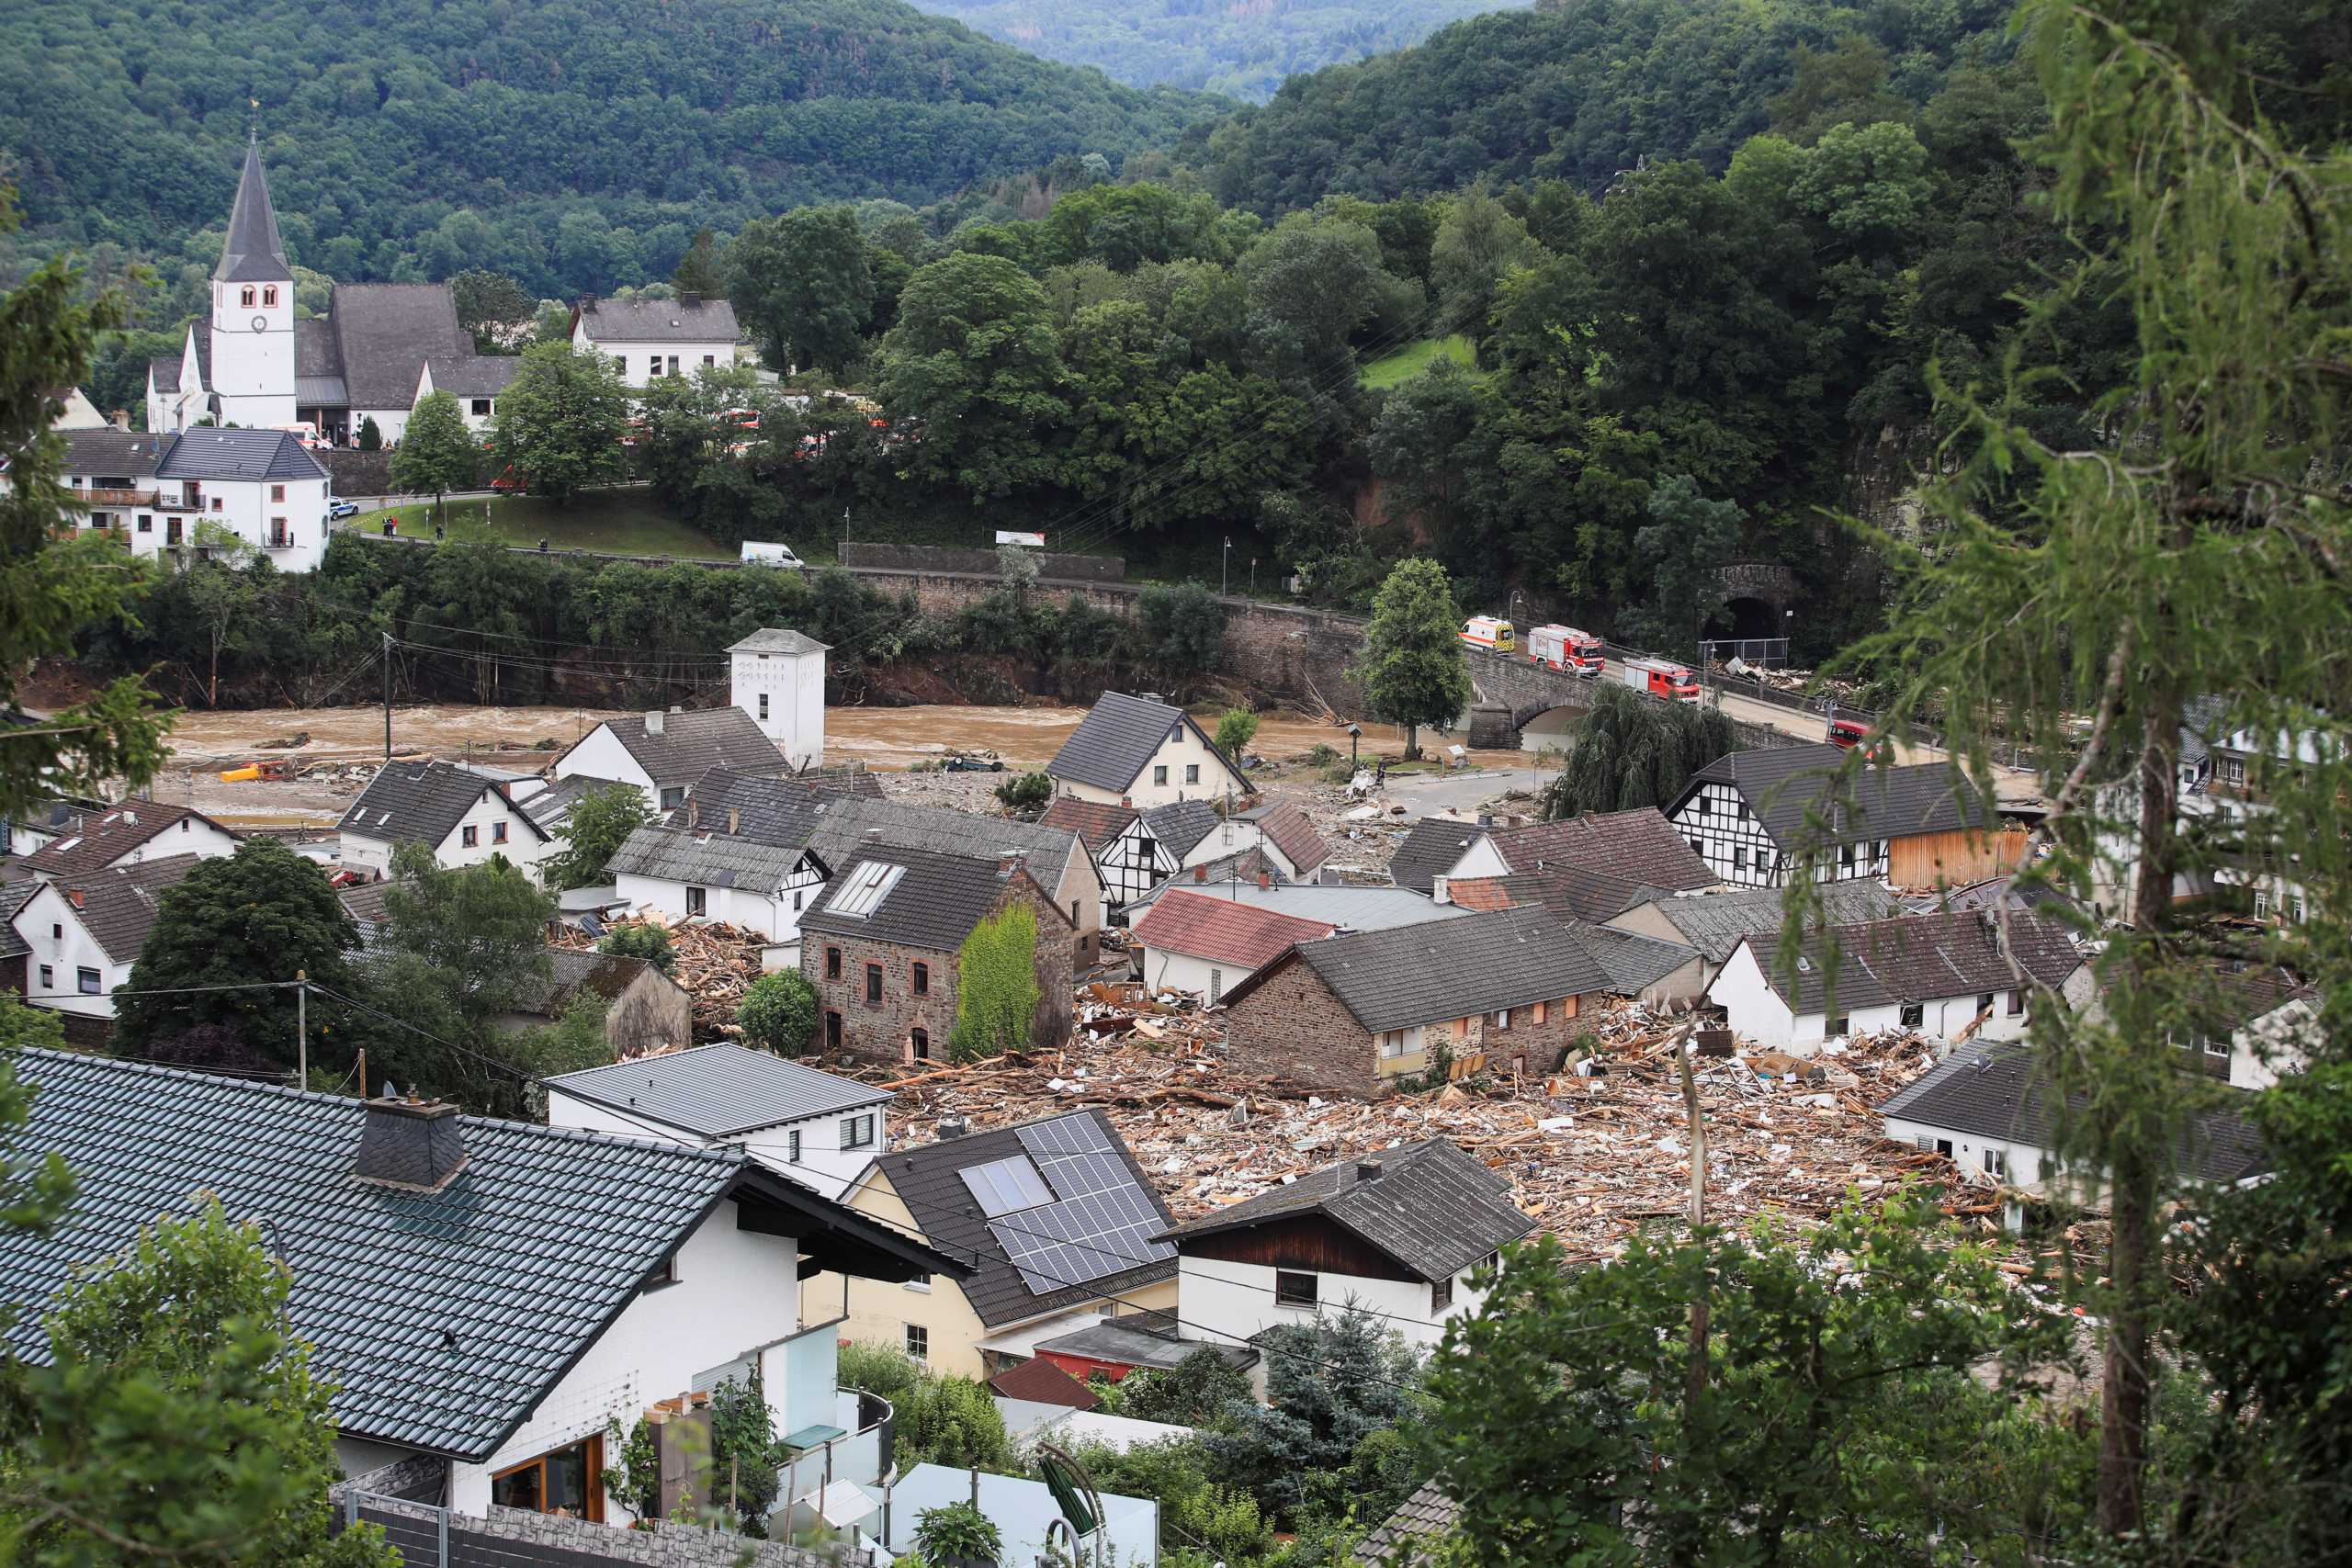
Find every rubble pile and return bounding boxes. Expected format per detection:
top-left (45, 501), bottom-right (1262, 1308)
top-left (553, 916), bottom-right (765, 1040)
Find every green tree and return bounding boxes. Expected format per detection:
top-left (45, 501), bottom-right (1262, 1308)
top-left (1429, 190), bottom-right (1539, 349)
top-left (1114, 1348), bottom-right (1253, 1427)
top-left (388, 390), bottom-right (480, 531)
top-left (356, 415), bottom-right (381, 452)
top-left (910, 1501), bottom-right (1001, 1564)
top-left (729, 207), bottom-right (875, 374)
top-left (1627, 473), bottom-right (1743, 650)
top-left (1540, 682), bottom-right (1736, 818)
top-left (450, 269), bottom-right (536, 353)
top-left (599, 920), bottom-right (676, 975)
top-left (0, 1197), bottom-right (399, 1567)
top-left (949, 902), bottom-right (1042, 1060)
top-left (737, 972), bottom-right (820, 1056)
top-left (1214, 707), bottom-right (1260, 757)
top-left (876, 252), bottom-right (1069, 501)
top-left (896, 1374), bottom-right (1013, 1472)
top-left (111, 840), bottom-right (363, 1074)
top-left (180, 535), bottom-right (266, 707)
top-left (992, 771), bottom-right (1052, 814)
top-left (375, 842), bottom-right (556, 1019)
top-left (0, 193), bottom-right (172, 818)
top-left (489, 340), bottom-right (630, 503)
top-left (671, 228), bottom-right (726, 299)
top-left (1204, 1306), bottom-right (1423, 1528)
top-left (544, 782), bottom-right (655, 890)
top-left (1352, 558), bottom-right (1470, 759)
top-left (1136, 582), bottom-right (1227, 693)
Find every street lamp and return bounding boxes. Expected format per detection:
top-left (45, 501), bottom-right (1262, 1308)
top-left (1222, 536), bottom-right (1232, 596)
top-left (1348, 723), bottom-right (1362, 765)
top-left (1509, 589), bottom-right (1525, 628)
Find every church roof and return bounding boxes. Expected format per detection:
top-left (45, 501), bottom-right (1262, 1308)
top-left (215, 137), bottom-right (291, 284)
top-left (148, 356), bottom-right (181, 394)
top-left (326, 286), bottom-right (469, 411)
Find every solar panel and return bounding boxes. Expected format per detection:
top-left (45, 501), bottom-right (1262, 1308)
top-left (959, 1155), bottom-right (1054, 1217)
top-left (829, 861), bottom-right (906, 918)
top-left (993, 1115), bottom-right (1174, 1293)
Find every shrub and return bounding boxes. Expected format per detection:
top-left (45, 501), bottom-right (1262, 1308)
top-left (911, 1501), bottom-right (1001, 1565)
top-left (993, 770), bottom-right (1052, 813)
top-left (950, 903), bottom-right (1041, 1060)
top-left (837, 1341), bottom-right (924, 1404)
top-left (1214, 706), bottom-right (1261, 758)
top-left (1306, 742), bottom-right (1338, 767)
top-left (599, 921), bottom-right (676, 973)
top-left (738, 972), bottom-right (820, 1055)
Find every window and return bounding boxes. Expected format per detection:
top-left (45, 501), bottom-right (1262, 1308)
top-left (492, 821), bottom-right (508, 844)
top-left (270, 484), bottom-right (285, 502)
top-left (1757, 849), bottom-right (1775, 875)
top-left (842, 1113), bottom-right (876, 1149)
top-left (793, 888), bottom-right (805, 912)
top-left (1976, 993), bottom-right (1995, 1016)
top-left (1872, 840), bottom-right (1887, 861)
top-left (2255, 891), bottom-right (2272, 917)
top-left (865, 963), bottom-right (884, 1004)
top-left (613, 355), bottom-right (627, 374)
top-left (461, 825), bottom-right (479, 848)
top-left (685, 886), bottom-right (707, 918)
top-left (904, 1324), bottom-right (929, 1360)
top-left (1431, 1274), bottom-right (1453, 1313)
top-left (703, 354), bottom-right (717, 367)
top-left (1689, 838), bottom-right (1703, 857)
top-left (2204, 1032), bottom-right (2228, 1057)
top-left (2007, 989), bottom-right (2026, 1017)
top-left (1184, 763), bottom-right (1200, 784)
top-left (240, 286), bottom-right (255, 308)
top-left (137, 514), bottom-right (151, 533)
top-left (912, 962), bottom-right (929, 996)
top-left (472, 398), bottom-right (493, 416)
top-left (2289, 896), bottom-right (2306, 924)
top-left (1732, 846), bottom-right (1747, 873)
top-left (1737, 801), bottom-right (1750, 819)
top-left (50, 924), bottom-right (60, 941)
top-left (268, 517), bottom-right (290, 547)
top-left (826, 946), bottom-right (842, 979)
top-left (659, 786), bottom-right (685, 810)
top-left (1826, 1015), bottom-right (1849, 1036)
top-left (641, 1254), bottom-right (680, 1292)
top-left (667, 355), bottom-right (681, 376)
top-left (757, 692), bottom-right (769, 721)
top-left (76, 967), bottom-right (100, 996)
top-left (649, 355), bottom-right (662, 377)
top-left (1209, 968), bottom-right (1224, 1003)
top-left (1984, 1148), bottom-right (2008, 1179)
top-left (262, 286), bottom-right (277, 307)
top-left (1532, 1001), bottom-right (1547, 1024)
top-left (1899, 1002), bottom-right (1924, 1028)
top-left (1494, 1009), bottom-right (1512, 1032)
top-left (911, 1027), bottom-right (930, 1061)
top-left (1274, 1270), bottom-right (1317, 1309)
top-left (209, 497), bottom-right (222, 513)
top-left (1153, 765), bottom-right (1169, 786)
top-left (825, 1011), bottom-right (842, 1051)
top-left (2223, 757), bottom-right (2246, 785)
top-left (1377, 1028), bottom-right (1411, 1058)
top-left (787, 1129), bottom-right (802, 1164)
top-left (37, 965), bottom-right (52, 989)
top-left (1838, 843), bottom-right (1856, 870)
top-left (492, 1435), bottom-right (604, 1522)
top-left (905, 1270), bottom-right (932, 1292)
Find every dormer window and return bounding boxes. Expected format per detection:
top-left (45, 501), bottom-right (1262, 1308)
top-left (262, 286), bottom-right (278, 307)
top-left (240, 287), bottom-right (255, 308)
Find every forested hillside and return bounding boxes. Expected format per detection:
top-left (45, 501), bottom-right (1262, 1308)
top-left (0, 0), bottom-right (1221, 293)
top-left (904, 0), bottom-right (1530, 100)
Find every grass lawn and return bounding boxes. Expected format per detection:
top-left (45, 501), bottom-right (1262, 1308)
top-left (1361, 335), bottom-right (1480, 390)
top-left (353, 489), bottom-right (731, 560)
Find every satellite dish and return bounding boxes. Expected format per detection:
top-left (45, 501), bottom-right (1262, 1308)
top-left (381, 1080), bottom-right (401, 1100)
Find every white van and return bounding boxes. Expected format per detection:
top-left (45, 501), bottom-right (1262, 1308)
top-left (740, 541), bottom-right (805, 568)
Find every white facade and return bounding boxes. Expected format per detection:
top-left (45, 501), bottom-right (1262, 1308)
top-left (2224, 996), bottom-right (2317, 1090)
top-left (340, 790), bottom-right (550, 884)
top-left (209, 283), bottom-right (298, 432)
top-left (1134, 944), bottom-right (1238, 1002)
top-left (1667, 782), bottom-right (1888, 887)
top-left (1175, 1254), bottom-right (1491, 1352)
top-left (413, 363), bottom-right (503, 432)
top-left (552, 727), bottom-right (662, 810)
top-left (50, 388), bottom-right (107, 429)
top-left (146, 470), bottom-right (334, 573)
top-left (1097, 818), bottom-right (1179, 919)
top-left (547, 1091), bottom-right (887, 1201)
top-left (1058, 721), bottom-right (1245, 810)
top-left (12, 885), bottom-right (135, 1018)
top-left (730, 641), bottom-right (826, 769)
top-left (52, 810), bottom-right (241, 871)
top-left (1882, 1112), bottom-right (2048, 1189)
top-left (1705, 938), bottom-right (2069, 1049)
top-left (572, 321), bottom-right (740, 390)
top-left (613, 856), bottom-right (824, 963)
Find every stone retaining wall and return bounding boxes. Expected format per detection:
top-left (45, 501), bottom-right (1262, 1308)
top-left (841, 540), bottom-right (1125, 582)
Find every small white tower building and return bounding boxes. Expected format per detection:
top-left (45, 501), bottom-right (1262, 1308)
top-left (208, 135), bottom-right (299, 430)
top-left (729, 629), bottom-right (828, 769)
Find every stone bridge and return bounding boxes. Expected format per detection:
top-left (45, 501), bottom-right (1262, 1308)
top-left (1460, 645), bottom-right (1601, 748)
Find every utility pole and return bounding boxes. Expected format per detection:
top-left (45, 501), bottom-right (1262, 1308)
top-left (295, 971), bottom-right (308, 1092)
top-left (1222, 536), bottom-right (1231, 597)
top-left (381, 629), bottom-right (393, 760)
top-left (1673, 1018), bottom-right (1708, 1411)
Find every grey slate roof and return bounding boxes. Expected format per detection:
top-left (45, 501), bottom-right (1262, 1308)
top-left (295, 374), bottom-right (351, 405)
top-left (587, 708), bottom-right (783, 790)
top-left (546, 1043), bottom-right (889, 1137)
top-left (728, 629), bottom-right (830, 656)
top-left (1676, 744), bottom-right (1997, 854)
top-left (1629, 881), bottom-right (1908, 964)
top-left (62, 430), bottom-right (166, 479)
top-left (1388, 817), bottom-right (1485, 893)
top-left (1161, 1139), bottom-right (1532, 1282)
top-left (1139, 798), bottom-right (1221, 861)
top-left (1357, 1479), bottom-right (1459, 1567)
top-left (1447, 866), bottom-right (1667, 925)
top-left (578, 294), bottom-right (742, 344)
top-left (149, 355), bottom-right (181, 394)
top-left (59, 854), bottom-right (205, 963)
top-left (1048, 692), bottom-right (1227, 795)
top-left (1568, 924), bottom-right (1702, 995)
top-left (1487, 807), bottom-right (1717, 892)
top-left (1123, 880), bottom-right (1470, 933)
top-left (337, 761), bottom-right (543, 850)
top-left (1227, 906), bottom-right (1613, 1033)
top-left (424, 355), bottom-right (522, 398)
top-left (0, 882), bottom-right (40, 960)
top-left (870, 1109), bottom-right (1175, 1329)
top-left (1233, 799), bottom-right (1329, 874)
top-left (17, 801), bottom-right (234, 879)
top-left (804, 798), bottom-right (1081, 895)
top-left (155, 428), bottom-right (329, 482)
top-left (1880, 1041), bottom-right (2270, 1184)
top-left (1745, 908), bottom-right (2084, 1015)
top-left (327, 285), bottom-right (471, 411)
top-left (798, 846), bottom-right (1034, 953)
top-left (607, 823), bottom-right (812, 892)
top-left (0, 1050), bottom-right (961, 1461)
top-left (1029, 1319), bottom-right (1258, 1373)
top-left (215, 137), bottom-right (291, 283)
top-left (666, 767), bottom-right (831, 848)
top-left (520, 773), bottom-right (605, 835)
top-left (508, 948), bottom-right (674, 1019)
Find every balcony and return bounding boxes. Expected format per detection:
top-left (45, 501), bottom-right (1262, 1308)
top-left (84, 487), bottom-right (155, 507)
top-left (154, 493), bottom-right (202, 513)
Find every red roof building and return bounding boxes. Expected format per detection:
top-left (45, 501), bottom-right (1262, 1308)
top-left (1128, 886), bottom-right (1337, 1002)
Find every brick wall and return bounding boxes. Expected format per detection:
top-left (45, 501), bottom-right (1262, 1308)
top-left (841, 541), bottom-right (1125, 582)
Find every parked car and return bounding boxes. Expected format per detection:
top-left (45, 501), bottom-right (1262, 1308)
top-left (327, 498), bottom-right (359, 520)
top-left (741, 541), bottom-right (804, 568)
top-left (943, 751), bottom-right (1006, 773)
top-left (490, 468), bottom-right (524, 492)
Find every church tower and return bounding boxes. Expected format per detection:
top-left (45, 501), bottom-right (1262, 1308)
top-left (207, 135), bottom-right (297, 428)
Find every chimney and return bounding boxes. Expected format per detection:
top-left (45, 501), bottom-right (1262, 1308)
top-left (679, 291), bottom-right (702, 309)
top-left (353, 1095), bottom-right (469, 1190)
top-left (1355, 1160), bottom-right (1383, 1183)
top-left (645, 709), bottom-right (665, 736)
top-left (1120, 796), bottom-right (1132, 808)
top-left (1431, 874), bottom-right (1451, 905)
top-left (67, 889), bottom-right (85, 909)
top-left (1257, 871), bottom-right (1272, 890)
top-left (1194, 865), bottom-right (1207, 883)
top-left (686, 796), bottom-right (699, 828)
top-left (576, 294), bottom-right (595, 312)
top-left (937, 1117), bottom-right (969, 1141)
top-left (727, 807), bottom-right (741, 835)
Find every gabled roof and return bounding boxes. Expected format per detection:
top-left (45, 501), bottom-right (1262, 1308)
top-left (215, 136), bottom-right (291, 283)
top-left (804, 798), bottom-right (1082, 894)
top-left (1566, 924), bottom-right (1702, 996)
top-left (149, 355), bottom-right (182, 394)
top-left (61, 429), bottom-right (167, 479)
top-left (727, 628), bottom-right (830, 656)
top-left (1445, 866), bottom-right (1664, 926)
top-left (1125, 880), bottom-right (1470, 933)
top-left (795, 767), bottom-right (887, 801)
top-left (1226, 906), bottom-right (1612, 1034)
top-left (1879, 1041), bottom-right (2270, 1184)
top-left (0, 1050), bottom-right (960, 1461)
top-left (1675, 744), bottom-right (1997, 854)
top-left (799, 846), bottom-right (1038, 953)
top-left (1741, 908), bottom-right (2084, 1015)
top-left (1129, 887), bottom-right (1335, 971)
top-left (584, 709), bottom-right (783, 790)
top-left (1627, 881), bottom-right (1908, 964)
top-left (1388, 817), bottom-right (1485, 894)
top-left (519, 773), bottom-right (606, 835)
top-left (576, 294), bottom-right (742, 344)
top-left (421, 355), bottom-right (522, 399)
top-left (545, 1043), bottom-right (888, 1137)
top-left (669, 768), bottom-right (832, 845)
top-left (337, 761), bottom-right (544, 851)
top-left (48, 853), bottom-right (208, 964)
top-left (507, 948), bottom-right (677, 1020)
top-left (0, 883), bottom-right (39, 960)
top-left (1048, 693), bottom-right (1232, 795)
top-left (1233, 799), bottom-right (1329, 875)
top-left (1040, 795), bottom-right (1138, 853)
top-left (1139, 798), bottom-right (1221, 861)
top-left (1162, 1140), bottom-right (1532, 1282)
top-left (17, 801), bottom-right (236, 879)
top-left (1487, 808), bottom-right (1716, 893)
top-left (1358, 1479), bottom-right (1458, 1568)
top-left (154, 428), bottom-right (329, 482)
top-left (989, 1357), bottom-right (1101, 1409)
top-left (869, 1109), bottom-right (1175, 1328)
top-left (606, 822), bottom-right (817, 892)
top-left (326, 284), bottom-right (472, 411)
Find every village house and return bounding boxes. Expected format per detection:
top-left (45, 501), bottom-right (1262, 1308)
top-left (545, 1043), bottom-right (895, 1200)
top-left (571, 293), bottom-right (746, 389)
top-left (1442, 807), bottom-right (1721, 894)
top-left (493, 948), bottom-right (692, 1057)
top-left (1707, 908), bottom-right (2091, 1049)
top-left (1045, 795), bottom-right (1267, 923)
top-left (797, 846), bottom-right (1076, 1067)
top-left (413, 355), bottom-right (522, 432)
top-left (727, 628), bottom-right (828, 769)
top-left (1162, 1139), bottom-right (1534, 1353)
top-left (1666, 742), bottom-right (2028, 890)
top-left (807, 796), bottom-right (1102, 965)
top-left (1427, 871), bottom-right (1705, 1004)
top-left (810, 1108), bottom-right (1179, 1380)
top-left (335, 760), bottom-right (552, 883)
top-left (13, 799), bottom-right (240, 881)
top-left (1224, 799), bottom-right (1330, 881)
top-left (607, 771), bottom-right (833, 964)
top-left (553, 705), bottom-right (785, 812)
top-left (47, 385), bottom-right (107, 429)
top-left (55, 425), bottom-right (335, 570)
top-left (2, 796), bottom-right (108, 860)
top-left (9, 855), bottom-right (201, 1018)
top-left (1046, 691), bottom-right (1247, 809)
top-left (1121, 874), bottom-right (1473, 938)
top-left (0, 1050), bottom-right (963, 1525)
top-left (2096, 720), bottom-right (2333, 926)
top-left (1127, 885), bottom-right (1337, 1001)
top-left (1387, 815), bottom-right (1488, 895)
top-left (1219, 906), bottom-right (1615, 1095)
top-left (1604, 879), bottom-right (1908, 998)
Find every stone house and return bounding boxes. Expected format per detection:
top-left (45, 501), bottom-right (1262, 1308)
top-left (493, 949), bottom-right (692, 1057)
top-left (1218, 906), bottom-right (1614, 1096)
top-left (805, 797), bottom-right (1102, 967)
top-left (797, 847), bottom-right (1076, 1067)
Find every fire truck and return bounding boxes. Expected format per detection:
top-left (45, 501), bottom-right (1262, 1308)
top-left (1530, 624), bottom-right (1605, 676)
top-left (1621, 657), bottom-right (1700, 702)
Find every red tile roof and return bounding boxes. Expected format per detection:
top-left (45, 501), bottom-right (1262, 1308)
top-left (988, 1356), bottom-right (1102, 1409)
top-left (17, 802), bottom-right (236, 879)
top-left (1440, 875), bottom-right (1520, 912)
top-left (1243, 799), bottom-right (1329, 875)
top-left (1040, 795), bottom-right (1140, 852)
top-left (1129, 887), bottom-right (1336, 970)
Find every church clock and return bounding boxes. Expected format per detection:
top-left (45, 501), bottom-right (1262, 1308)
top-left (251, 314), bottom-right (269, 332)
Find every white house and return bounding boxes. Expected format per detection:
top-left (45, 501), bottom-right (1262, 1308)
top-left (11, 854), bottom-right (201, 1017)
top-left (48, 387), bottom-right (107, 429)
top-left (1413, 807), bottom-right (1718, 895)
top-left (4, 1050), bottom-right (963, 1529)
top-left (553, 706), bottom-right (786, 813)
top-left (607, 823), bottom-right (830, 967)
top-left (414, 355), bottom-right (523, 432)
top-left (1126, 886), bottom-right (1336, 1002)
top-left (546, 1043), bottom-right (895, 1201)
top-left (729, 628), bottom-right (827, 768)
top-left (1706, 908), bottom-right (2092, 1049)
top-left (1046, 691), bottom-right (1247, 809)
top-left (151, 428), bottom-right (336, 571)
top-left (571, 294), bottom-right (745, 390)
top-left (335, 760), bottom-right (553, 883)
top-left (1161, 1139), bottom-right (1534, 1352)
top-left (13, 800), bottom-right (240, 882)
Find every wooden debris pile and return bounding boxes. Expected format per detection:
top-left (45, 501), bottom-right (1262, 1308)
top-left (1074, 980), bottom-right (1224, 1049)
top-left (554, 914), bottom-right (764, 1040)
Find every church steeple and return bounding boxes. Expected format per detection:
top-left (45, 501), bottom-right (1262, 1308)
top-left (215, 133), bottom-right (291, 284)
